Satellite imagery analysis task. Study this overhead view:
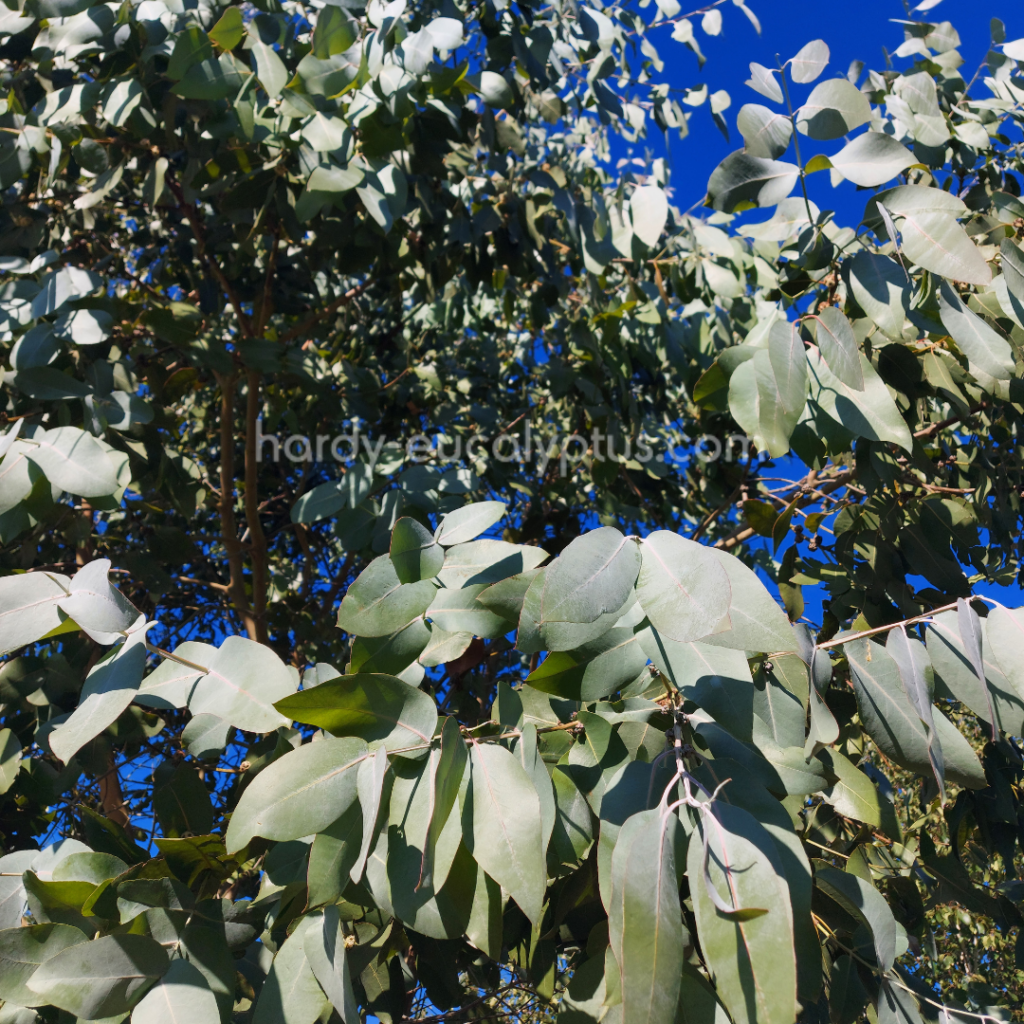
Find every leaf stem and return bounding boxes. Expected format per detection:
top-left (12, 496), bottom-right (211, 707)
top-left (776, 57), bottom-right (815, 228)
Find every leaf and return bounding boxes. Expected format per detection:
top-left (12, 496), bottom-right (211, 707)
top-left (250, 39), bottom-right (288, 98)
top-left (526, 628), bottom-right (647, 701)
top-left (30, 267), bottom-right (101, 319)
top-left (805, 649), bottom-right (839, 757)
top-left (635, 531), bottom-right (731, 643)
top-left (188, 636), bottom-right (294, 733)
top-left (419, 716), bottom-right (468, 891)
top-left (806, 346), bottom-right (913, 451)
top-left (463, 742), bottom-right (546, 924)
top-left (938, 282), bottom-right (1014, 380)
top-left (337, 553), bottom-right (436, 637)
top-left (701, 548), bottom-right (798, 653)
top-left (746, 62), bottom-right (783, 102)
top-left (390, 517), bottom-right (445, 583)
top-left (789, 39), bottom-right (829, 82)
top-left (437, 540), bottom-right (547, 588)
top-left (956, 598), bottom-right (995, 736)
top-left (26, 933), bottom-right (168, 1018)
top-left (541, 527), bottom-right (639, 625)
top-left (707, 151), bottom-right (800, 213)
top-left (275, 673), bottom-right (438, 752)
top-left (291, 480), bottom-right (346, 524)
top-left (516, 724), bottom-right (556, 855)
top-left (986, 605), bottom-right (1024, 706)
top-left (813, 306), bottom-right (864, 390)
top-left (828, 132), bottom-right (914, 187)
top-left (815, 865), bottom-right (897, 971)
top-left (304, 906), bottom-right (358, 1023)
top-left (208, 6), bottom-right (243, 49)
top-left (24, 426), bottom-right (118, 497)
top-left (172, 54), bottom-right (250, 101)
top-left (630, 185), bottom-right (669, 248)
top-left (688, 802), bottom-right (797, 1024)
top-left (349, 619), bottom-right (430, 675)
top-left (1000, 239), bottom-right (1024, 322)
top-left (136, 642), bottom-right (215, 710)
top-left (351, 745), bottom-right (388, 882)
top-left (224, 736), bottom-right (368, 852)
top-left (736, 104), bottom-right (793, 159)
top-left (434, 501), bottom-right (506, 545)
top-left (796, 78), bottom-right (870, 139)
top-left (0, 571), bottom-right (69, 656)
top-left (307, 803), bottom-right (362, 907)
top-left (57, 558), bottom-right (140, 644)
top-left (886, 627), bottom-right (944, 798)
top-left (53, 308), bottom-right (112, 346)
top-left (0, 728), bottom-right (22, 795)
top-left (49, 640), bottom-right (147, 763)
top-left (818, 749), bottom-right (886, 828)
top-left (846, 637), bottom-right (985, 789)
top-left (131, 959), bottom-right (220, 1024)
top-left (618, 810), bottom-right (686, 1024)
top-left (477, 70), bottom-right (513, 108)
top-left (252, 916), bottom-right (329, 1024)
top-left (428, 584), bottom-right (511, 638)
top-left (0, 923), bottom-right (89, 1006)
top-left (844, 251), bottom-right (909, 339)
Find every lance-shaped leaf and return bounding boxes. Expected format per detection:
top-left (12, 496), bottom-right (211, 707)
top-left (351, 745), bottom-right (389, 882)
top-left (886, 627), bottom-right (944, 799)
top-left (635, 531), bottom-right (731, 643)
top-left (956, 598), bottom-right (996, 738)
top-left (0, 923), bottom-right (89, 1006)
top-left (1000, 239), bottom-right (1024, 323)
top-left (540, 527), bottom-right (639, 624)
top-left (463, 741), bottom-right (545, 924)
top-left (844, 251), bottom-right (909, 340)
top-left (746, 62), bottom-right (783, 102)
top-left (828, 132), bottom-right (914, 187)
top-left (796, 78), bottom-right (871, 139)
top-left (419, 716), bottom-right (468, 891)
top-left (57, 558), bottom-right (139, 644)
top-left (0, 571), bottom-right (70, 656)
top-left (434, 501), bottom-right (506, 545)
top-left (707, 151), bottom-right (800, 213)
top-left (225, 736), bottom-right (369, 852)
top-left (336, 554), bottom-right (436, 637)
top-left (131, 958), bottom-right (220, 1024)
top-left (308, 803), bottom-right (362, 907)
top-left (938, 282), bottom-right (1014, 381)
top-left (618, 810), bottom-right (686, 1024)
top-left (390, 517), bottom-right (445, 583)
top-left (27, 933), bottom-right (169, 1018)
top-left (805, 647), bottom-right (839, 757)
top-left (986, 605), bottom-right (1024, 705)
top-left (304, 906), bottom-right (358, 1024)
top-left (812, 306), bottom-right (863, 390)
top-left (189, 636), bottom-right (294, 734)
top-left (516, 724), bottom-right (556, 854)
top-left (49, 638), bottom-right (147, 763)
top-left (847, 637), bottom-right (984, 789)
top-left (277, 673), bottom-right (436, 752)
top-left (815, 865), bottom-right (897, 971)
top-left (688, 802), bottom-right (797, 1024)
top-left (252, 915), bottom-right (329, 1024)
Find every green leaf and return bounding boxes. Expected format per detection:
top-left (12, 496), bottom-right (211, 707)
top-left (985, 605), bottom-right (1024, 708)
top-left (541, 527), bottom-right (639, 625)
top-left (846, 637), bottom-right (985, 789)
top-left (0, 571), bottom-right (69, 656)
top-left (813, 306), bottom-right (864, 390)
top-left (796, 78), bottom-right (871, 139)
top-left (437, 540), bottom-right (547, 588)
top-left (463, 742), bottom-right (546, 924)
top-left (53, 308), bottom-right (112, 346)
top-left (844, 251), bottom-right (908, 338)
top-left (307, 802), bottom-right (362, 907)
top-left (57, 558), bottom-right (139, 644)
top-left (134, 642), bottom-right (212, 711)
top-left (815, 864), bottom-right (897, 971)
top-left (428, 584), bottom-right (511, 638)
top-left (688, 802), bottom-right (797, 1024)
top-left (818, 749), bottom-right (885, 829)
top-left (827, 132), bottom-right (914, 187)
top-left (635, 531), bottom-right (731, 643)
top-left (629, 185), bottom-right (669, 248)
top-left (0, 727), bottom-right (22, 795)
top-left (224, 736), bottom-right (368, 852)
top-left (736, 104), bottom-right (793, 159)
top-left (527, 628), bottom-right (647, 701)
top-left (789, 39), bottom-right (829, 82)
top-left (829, 955), bottom-right (869, 1024)
top-left (173, 54), bottom-right (250, 100)
top-left (515, 724), bottom-right (556, 855)
top-left (250, 39), bottom-right (288, 98)
top-left (351, 745), bottom-right (388, 883)
top-left (188, 636), bottom-right (294, 733)
top-left (167, 26), bottom-right (212, 81)
top-left (24, 426), bottom-right (118, 497)
top-left (390, 517), bottom-right (445, 583)
top-left (477, 70), bottom-right (513, 108)
top-left (349, 618), bottom-right (430, 675)
top-left (745, 62), bottom-right (782, 103)
top-left (291, 480), bottom-right (347, 524)
top-left (153, 762), bottom-right (213, 838)
top-left (131, 959), bottom-right (220, 1024)
top-left (49, 639), bottom-right (147, 763)
top-left (208, 7), bottom-right (244, 50)
top-left (252, 915), bottom-right (329, 1024)
top-left (419, 716), bottom-right (468, 891)
top-left (275, 673), bottom-right (438, 752)
top-left (999, 239), bottom-right (1024, 322)
top-left (938, 282), bottom-right (1014, 381)
top-left (337, 554), bottom-right (436, 637)
top-left (26, 934), bottom-right (168, 1018)
top-left (617, 810), bottom-right (686, 1024)
top-left (434, 501), bottom-right (506, 545)
top-left (304, 905), bottom-right (358, 1023)
top-left (707, 151), bottom-right (800, 213)
top-left (0, 923), bottom-right (89, 1006)
top-left (806, 346), bottom-right (913, 451)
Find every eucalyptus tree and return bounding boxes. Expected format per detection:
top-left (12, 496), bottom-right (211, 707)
top-left (1, 3), bottom-right (1024, 1024)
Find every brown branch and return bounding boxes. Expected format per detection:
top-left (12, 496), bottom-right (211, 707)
top-left (913, 403), bottom-right (985, 440)
top-left (278, 281), bottom-right (370, 345)
top-left (815, 597), bottom-right (984, 651)
top-left (244, 370), bottom-right (269, 644)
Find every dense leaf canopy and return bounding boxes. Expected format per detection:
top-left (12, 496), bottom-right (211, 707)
top-left (1, 2), bottom-right (1024, 1024)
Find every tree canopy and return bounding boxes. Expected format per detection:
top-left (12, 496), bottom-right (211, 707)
top-left (1, 1), bottom-right (1024, 1024)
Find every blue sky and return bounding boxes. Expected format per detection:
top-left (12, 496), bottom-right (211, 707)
top-left (640, 0), bottom-right (1024, 226)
